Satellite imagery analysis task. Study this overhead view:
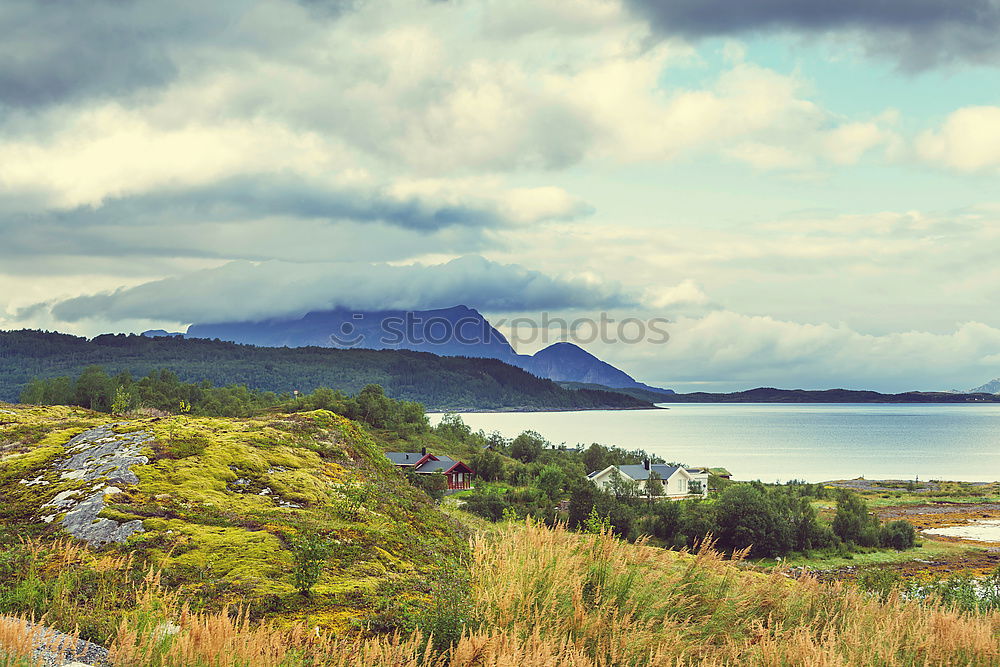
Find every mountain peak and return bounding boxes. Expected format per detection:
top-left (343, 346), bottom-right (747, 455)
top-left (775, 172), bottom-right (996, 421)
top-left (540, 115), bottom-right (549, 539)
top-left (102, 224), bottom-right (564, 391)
top-left (969, 378), bottom-right (1000, 394)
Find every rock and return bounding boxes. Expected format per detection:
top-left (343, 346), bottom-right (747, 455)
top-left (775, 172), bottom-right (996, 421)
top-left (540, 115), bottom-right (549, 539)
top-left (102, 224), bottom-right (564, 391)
top-left (43, 425), bottom-right (153, 546)
top-left (0, 616), bottom-right (110, 667)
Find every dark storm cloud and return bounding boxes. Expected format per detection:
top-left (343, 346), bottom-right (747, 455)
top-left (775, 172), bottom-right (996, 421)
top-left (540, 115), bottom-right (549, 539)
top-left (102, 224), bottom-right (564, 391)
top-left (0, 0), bottom-right (358, 109)
top-left (42, 256), bottom-right (634, 323)
top-left (0, 1), bottom-right (204, 108)
top-left (625, 0), bottom-right (1000, 69)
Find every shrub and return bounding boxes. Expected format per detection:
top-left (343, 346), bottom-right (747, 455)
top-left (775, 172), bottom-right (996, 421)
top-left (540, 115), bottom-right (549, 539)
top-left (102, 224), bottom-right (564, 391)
top-left (832, 491), bottom-right (880, 546)
top-left (880, 520), bottom-right (916, 550)
top-left (290, 532), bottom-right (333, 596)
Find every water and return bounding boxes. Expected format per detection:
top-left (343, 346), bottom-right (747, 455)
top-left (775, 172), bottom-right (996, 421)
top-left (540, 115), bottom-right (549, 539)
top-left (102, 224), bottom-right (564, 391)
top-left (925, 521), bottom-right (1000, 542)
top-left (430, 404), bottom-right (1000, 483)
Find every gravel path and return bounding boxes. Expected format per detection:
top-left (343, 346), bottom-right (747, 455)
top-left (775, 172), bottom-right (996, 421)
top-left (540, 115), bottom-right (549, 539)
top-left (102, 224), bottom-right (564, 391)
top-left (0, 617), bottom-right (109, 666)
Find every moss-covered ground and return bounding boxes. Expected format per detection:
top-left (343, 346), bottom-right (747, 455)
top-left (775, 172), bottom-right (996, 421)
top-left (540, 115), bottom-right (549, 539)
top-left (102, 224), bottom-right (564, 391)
top-left (0, 403), bottom-right (469, 639)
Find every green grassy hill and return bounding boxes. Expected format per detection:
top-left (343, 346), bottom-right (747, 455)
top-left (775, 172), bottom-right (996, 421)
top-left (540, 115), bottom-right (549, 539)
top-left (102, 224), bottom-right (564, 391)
top-left (0, 403), bottom-right (468, 636)
top-left (0, 330), bottom-right (651, 411)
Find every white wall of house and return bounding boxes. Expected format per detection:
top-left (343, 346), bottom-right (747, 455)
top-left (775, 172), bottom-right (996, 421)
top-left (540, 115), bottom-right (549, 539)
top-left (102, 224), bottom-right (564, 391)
top-left (589, 466), bottom-right (699, 499)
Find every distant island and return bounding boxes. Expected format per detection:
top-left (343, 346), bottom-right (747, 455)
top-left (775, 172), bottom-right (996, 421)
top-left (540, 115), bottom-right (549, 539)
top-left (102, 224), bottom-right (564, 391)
top-left (651, 387), bottom-right (1000, 403)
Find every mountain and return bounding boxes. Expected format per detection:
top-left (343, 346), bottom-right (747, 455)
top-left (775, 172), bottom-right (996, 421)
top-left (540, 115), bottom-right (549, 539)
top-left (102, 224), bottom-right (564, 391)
top-left (171, 305), bottom-right (673, 393)
top-left (517, 343), bottom-right (673, 394)
top-left (183, 305), bottom-right (517, 359)
top-left (968, 378), bottom-right (1000, 394)
top-left (0, 329), bottom-right (654, 411)
top-left (655, 387), bottom-right (1000, 403)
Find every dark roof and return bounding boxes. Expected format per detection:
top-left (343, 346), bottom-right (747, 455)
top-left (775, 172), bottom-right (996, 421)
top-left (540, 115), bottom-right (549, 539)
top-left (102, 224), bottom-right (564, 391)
top-left (385, 452), bottom-right (474, 474)
top-left (385, 452), bottom-right (430, 466)
top-left (415, 455), bottom-right (470, 474)
top-left (616, 464), bottom-right (683, 481)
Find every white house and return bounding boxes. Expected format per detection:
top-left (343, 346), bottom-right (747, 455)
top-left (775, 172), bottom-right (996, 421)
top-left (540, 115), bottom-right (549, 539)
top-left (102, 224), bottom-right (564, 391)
top-left (587, 461), bottom-right (708, 499)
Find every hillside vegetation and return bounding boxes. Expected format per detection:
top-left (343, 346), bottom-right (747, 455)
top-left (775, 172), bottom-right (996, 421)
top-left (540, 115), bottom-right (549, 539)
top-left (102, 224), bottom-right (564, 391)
top-left (0, 403), bottom-right (468, 640)
top-left (4, 519), bottom-right (999, 665)
top-left (0, 330), bottom-right (651, 411)
top-left (2, 404), bottom-right (999, 666)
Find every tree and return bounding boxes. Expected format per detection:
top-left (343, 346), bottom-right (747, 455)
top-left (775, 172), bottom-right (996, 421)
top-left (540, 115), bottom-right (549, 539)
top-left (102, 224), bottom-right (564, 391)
top-left (646, 470), bottom-right (664, 498)
top-left (73, 365), bottom-right (113, 411)
top-left (567, 480), bottom-right (595, 529)
top-left (510, 430), bottom-right (546, 463)
top-left (607, 468), bottom-right (639, 501)
top-left (640, 498), bottom-right (681, 543)
top-left (832, 491), bottom-right (880, 547)
top-left (881, 520), bottom-right (916, 550)
top-left (470, 450), bottom-right (504, 482)
top-left (418, 470), bottom-right (448, 501)
top-left (582, 443), bottom-right (609, 474)
top-left (535, 464), bottom-right (566, 500)
top-left (290, 531), bottom-right (333, 596)
top-left (111, 385), bottom-right (136, 415)
top-left (356, 384), bottom-right (392, 428)
top-left (713, 484), bottom-right (792, 558)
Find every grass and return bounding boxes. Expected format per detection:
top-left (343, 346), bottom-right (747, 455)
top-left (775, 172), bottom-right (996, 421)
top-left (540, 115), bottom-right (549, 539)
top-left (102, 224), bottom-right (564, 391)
top-left (3, 519), bottom-right (1000, 665)
top-left (774, 537), bottom-right (972, 570)
top-left (4, 404), bottom-right (1000, 665)
top-left (0, 403), bottom-right (470, 638)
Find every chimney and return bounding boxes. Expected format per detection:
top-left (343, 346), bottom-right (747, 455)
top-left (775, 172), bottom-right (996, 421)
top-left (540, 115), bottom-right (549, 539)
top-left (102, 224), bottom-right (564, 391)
top-left (643, 459), bottom-right (650, 470)
top-left (421, 447), bottom-right (427, 456)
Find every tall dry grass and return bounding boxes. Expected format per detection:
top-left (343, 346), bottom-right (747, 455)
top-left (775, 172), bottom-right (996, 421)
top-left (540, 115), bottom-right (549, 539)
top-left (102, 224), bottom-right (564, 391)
top-left (0, 613), bottom-right (85, 667)
top-left (19, 520), bottom-right (998, 665)
top-left (466, 519), bottom-right (1000, 665)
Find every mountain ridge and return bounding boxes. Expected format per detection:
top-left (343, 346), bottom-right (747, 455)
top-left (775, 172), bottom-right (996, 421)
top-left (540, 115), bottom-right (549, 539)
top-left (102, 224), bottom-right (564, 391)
top-left (162, 305), bottom-right (674, 394)
top-left (0, 329), bottom-right (653, 411)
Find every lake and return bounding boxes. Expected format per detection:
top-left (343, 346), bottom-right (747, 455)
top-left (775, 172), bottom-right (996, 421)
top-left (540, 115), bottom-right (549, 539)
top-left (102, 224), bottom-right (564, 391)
top-left (430, 404), bottom-right (1000, 483)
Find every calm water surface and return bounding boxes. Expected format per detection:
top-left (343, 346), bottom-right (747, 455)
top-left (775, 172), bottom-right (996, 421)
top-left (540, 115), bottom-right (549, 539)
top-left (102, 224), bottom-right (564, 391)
top-left (430, 404), bottom-right (1000, 483)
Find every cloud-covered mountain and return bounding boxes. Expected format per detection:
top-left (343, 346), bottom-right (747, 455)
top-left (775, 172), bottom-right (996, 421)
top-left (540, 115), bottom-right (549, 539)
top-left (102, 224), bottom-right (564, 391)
top-left (163, 305), bottom-right (672, 392)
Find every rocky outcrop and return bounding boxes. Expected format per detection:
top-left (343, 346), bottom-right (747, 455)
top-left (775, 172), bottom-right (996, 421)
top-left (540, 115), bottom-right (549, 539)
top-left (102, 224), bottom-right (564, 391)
top-left (0, 615), bottom-right (109, 666)
top-left (37, 425), bottom-right (152, 546)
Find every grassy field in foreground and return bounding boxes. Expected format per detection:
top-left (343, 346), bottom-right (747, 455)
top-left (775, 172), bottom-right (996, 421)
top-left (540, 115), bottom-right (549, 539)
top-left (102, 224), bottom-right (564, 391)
top-left (3, 520), bottom-right (999, 666)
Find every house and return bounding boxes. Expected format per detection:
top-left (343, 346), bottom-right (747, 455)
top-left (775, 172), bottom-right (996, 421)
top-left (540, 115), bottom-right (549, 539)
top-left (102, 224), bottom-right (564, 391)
top-left (587, 460), bottom-right (708, 499)
top-left (385, 448), bottom-right (475, 490)
top-left (683, 467), bottom-right (712, 495)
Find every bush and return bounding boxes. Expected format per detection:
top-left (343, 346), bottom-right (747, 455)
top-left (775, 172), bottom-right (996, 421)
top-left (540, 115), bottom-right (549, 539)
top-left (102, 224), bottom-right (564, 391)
top-left (880, 520), bottom-right (916, 550)
top-left (832, 491), bottom-right (880, 546)
top-left (290, 532), bottom-right (333, 596)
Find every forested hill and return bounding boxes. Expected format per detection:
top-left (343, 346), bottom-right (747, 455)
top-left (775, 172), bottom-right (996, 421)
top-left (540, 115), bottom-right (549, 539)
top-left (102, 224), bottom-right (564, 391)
top-left (0, 330), bottom-right (653, 411)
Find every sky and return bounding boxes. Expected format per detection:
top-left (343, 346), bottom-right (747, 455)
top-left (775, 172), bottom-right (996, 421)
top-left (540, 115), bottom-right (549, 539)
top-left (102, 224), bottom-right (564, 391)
top-left (2, 0), bottom-right (1000, 392)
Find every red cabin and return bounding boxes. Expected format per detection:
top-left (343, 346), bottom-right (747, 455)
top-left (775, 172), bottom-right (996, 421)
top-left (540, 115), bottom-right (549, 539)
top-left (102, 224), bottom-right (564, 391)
top-left (385, 449), bottom-right (475, 490)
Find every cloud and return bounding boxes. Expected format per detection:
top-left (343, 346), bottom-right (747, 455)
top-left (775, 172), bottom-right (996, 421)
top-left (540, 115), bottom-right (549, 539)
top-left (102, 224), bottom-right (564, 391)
top-left (36, 256), bottom-right (634, 324)
top-left (588, 310), bottom-right (1000, 392)
top-left (623, 0), bottom-right (1000, 70)
top-left (917, 106), bottom-right (1000, 171)
top-left (643, 279), bottom-right (710, 308)
top-left (0, 174), bottom-right (591, 264)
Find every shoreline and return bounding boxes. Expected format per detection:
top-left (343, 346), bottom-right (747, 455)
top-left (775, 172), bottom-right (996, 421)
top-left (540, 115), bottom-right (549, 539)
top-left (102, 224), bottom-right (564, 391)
top-left (426, 404), bottom-right (665, 414)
